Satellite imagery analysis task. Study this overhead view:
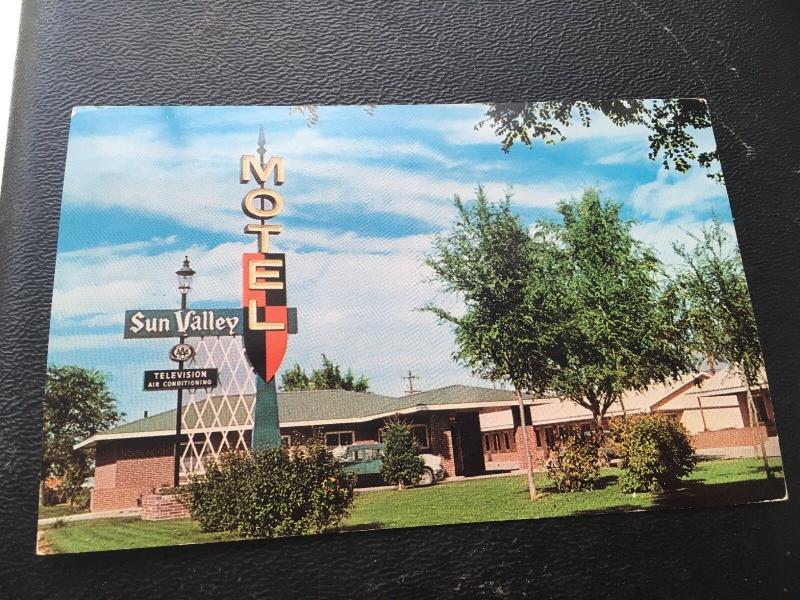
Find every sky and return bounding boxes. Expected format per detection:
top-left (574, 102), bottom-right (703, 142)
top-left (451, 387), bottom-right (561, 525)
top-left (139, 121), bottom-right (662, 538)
top-left (47, 103), bottom-right (737, 422)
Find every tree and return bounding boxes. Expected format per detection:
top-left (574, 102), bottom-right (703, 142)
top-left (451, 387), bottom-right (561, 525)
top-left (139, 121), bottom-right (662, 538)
top-left (379, 418), bottom-right (425, 490)
top-left (43, 366), bottom-right (122, 505)
top-left (538, 189), bottom-right (695, 430)
top-left (479, 99), bottom-right (722, 181)
top-left (424, 186), bottom-right (557, 499)
top-left (672, 218), bottom-right (772, 477)
top-left (280, 355), bottom-right (369, 392)
top-left (281, 362), bottom-right (310, 391)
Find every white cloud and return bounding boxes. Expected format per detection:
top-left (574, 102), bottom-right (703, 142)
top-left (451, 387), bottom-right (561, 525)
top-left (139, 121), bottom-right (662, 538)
top-left (630, 168), bottom-right (729, 218)
top-left (632, 219), bottom-right (738, 266)
top-left (60, 235), bottom-right (178, 259)
top-left (49, 229), bottom-right (486, 394)
top-left (48, 333), bottom-right (124, 352)
top-left (592, 146), bottom-right (647, 166)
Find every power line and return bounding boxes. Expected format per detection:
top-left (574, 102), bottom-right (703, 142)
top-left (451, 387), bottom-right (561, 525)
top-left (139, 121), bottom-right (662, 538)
top-left (402, 370), bottom-right (420, 395)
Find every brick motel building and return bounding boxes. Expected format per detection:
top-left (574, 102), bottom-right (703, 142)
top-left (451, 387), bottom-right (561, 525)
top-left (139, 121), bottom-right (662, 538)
top-left (76, 366), bottom-right (780, 512)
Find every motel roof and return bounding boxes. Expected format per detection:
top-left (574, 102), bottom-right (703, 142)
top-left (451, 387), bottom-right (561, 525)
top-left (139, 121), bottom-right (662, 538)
top-left (74, 374), bottom-right (730, 449)
top-left (682, 367), bottom-right (767, 397)
top-left (75, 385), bottom-right (527, 449)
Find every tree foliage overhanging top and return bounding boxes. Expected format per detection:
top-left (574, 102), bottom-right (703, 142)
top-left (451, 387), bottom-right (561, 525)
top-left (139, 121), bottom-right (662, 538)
top-left (480, 99), bottom-right (721, 181)
top-left (281, 355), bottom-right (369, 392)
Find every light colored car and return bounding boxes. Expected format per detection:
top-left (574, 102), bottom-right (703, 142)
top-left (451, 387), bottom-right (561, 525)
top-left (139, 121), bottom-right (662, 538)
top-left (340, 442), bottom-right (446, 486)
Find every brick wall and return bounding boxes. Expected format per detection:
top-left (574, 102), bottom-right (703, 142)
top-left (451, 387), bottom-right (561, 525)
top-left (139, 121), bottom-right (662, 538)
top-left (513, 425), bottom-right (547, 468)
top-left (428, 413), bottom-right (456, 477)
top-left (141, 492), bottom-right (190, 521)
top-left (692, 426), bottom-right (769, 449)
top-left (91, 438), bottom-right (174, 512)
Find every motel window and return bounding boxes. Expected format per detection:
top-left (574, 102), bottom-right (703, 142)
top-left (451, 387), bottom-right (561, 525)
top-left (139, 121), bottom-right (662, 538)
top-left (492, 433), bottom-right (501, 452)
top-left (503, 432), bottom-right (511, 451)
top-left (545, 427), bottom-right (555, 448)
top-left (753, 395), bottom-right (770, 424)
top-left (484, 434), bottom-right (490, 451)
top-left (535, 429), bottom-right (542, 447)
top-left (412, 424), bottom-right (430, 449)
top-left (324, 431), bottom-right (354, 448)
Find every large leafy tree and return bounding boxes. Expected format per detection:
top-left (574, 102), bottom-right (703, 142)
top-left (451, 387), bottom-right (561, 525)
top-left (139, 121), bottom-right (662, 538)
top-left (43, 366), bottom-right (122, 504)
top-left (539, 189), bottom-right (695, 428)
top-left (672, 219), bottom-right (771, 476)
top-left (479, 99), bottom-right (721, 180)
top-left (281, 355), bottom-right (369, 392)
top-left (424, 187), bottom-right (557, 499)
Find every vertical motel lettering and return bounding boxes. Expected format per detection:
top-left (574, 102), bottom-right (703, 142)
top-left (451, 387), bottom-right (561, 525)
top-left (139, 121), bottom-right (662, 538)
top-left (241, 153), bottom-right (285, 331)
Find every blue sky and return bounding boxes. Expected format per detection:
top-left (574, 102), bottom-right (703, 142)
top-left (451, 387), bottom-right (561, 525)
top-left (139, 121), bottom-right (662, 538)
top-left (48, 103), bottom-right (735, 422)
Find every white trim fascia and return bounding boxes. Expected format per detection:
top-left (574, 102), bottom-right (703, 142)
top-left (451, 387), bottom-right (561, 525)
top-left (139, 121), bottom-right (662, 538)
top-left (73, 429), bottom-right (175, 449)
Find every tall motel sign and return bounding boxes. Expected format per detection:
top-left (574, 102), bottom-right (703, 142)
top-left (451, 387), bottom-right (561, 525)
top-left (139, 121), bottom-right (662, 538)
top-left (123, 128), bottom-right (298, 486)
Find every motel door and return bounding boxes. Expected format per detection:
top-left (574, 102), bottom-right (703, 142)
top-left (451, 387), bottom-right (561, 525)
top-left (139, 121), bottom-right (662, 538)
top-left (449, 413), bottom-right (486, 477)
top-left (451, 427), bottom-right (465, 476)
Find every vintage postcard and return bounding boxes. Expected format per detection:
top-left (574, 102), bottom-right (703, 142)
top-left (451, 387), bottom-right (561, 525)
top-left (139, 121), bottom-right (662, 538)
top-left (38, 101), bottom-right (786, 554)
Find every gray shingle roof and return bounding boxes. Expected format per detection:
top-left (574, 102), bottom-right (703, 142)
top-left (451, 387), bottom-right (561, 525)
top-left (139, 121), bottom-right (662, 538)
top-left (93, 385), bottom-right (524, 440)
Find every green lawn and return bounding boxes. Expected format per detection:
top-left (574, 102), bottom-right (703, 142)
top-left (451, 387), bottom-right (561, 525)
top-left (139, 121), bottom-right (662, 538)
top-left (38, 503), bottom-right (89, 520)
top-left (42, 517), bottom-right (240, 554)
top-left (346, 457), bottom-right (785, 529)
top-left (41, 458), bottom-right (785, 554)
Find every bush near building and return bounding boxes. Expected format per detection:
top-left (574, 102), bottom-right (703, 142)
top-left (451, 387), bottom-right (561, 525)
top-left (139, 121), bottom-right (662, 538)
top-left (181, 439), bottom-right (355, 538)
top-left (379, 418), bottom-right (425, 490)
top-left (545, 426), bottom-right (602, 492)
top-left (611, 414), bottom-right (697, 493)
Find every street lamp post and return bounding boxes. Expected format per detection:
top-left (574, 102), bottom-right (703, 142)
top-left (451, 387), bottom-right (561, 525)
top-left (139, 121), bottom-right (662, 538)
top-left (173, 256), bottom-right (195, 487)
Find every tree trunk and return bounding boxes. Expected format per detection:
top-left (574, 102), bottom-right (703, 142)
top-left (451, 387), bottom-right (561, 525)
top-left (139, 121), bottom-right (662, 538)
top-left (594, 412), bottom-right (609, 466)
top-left (745, 385), bottom-right (772, 479)
top-left (516, 388), bottom-right (537, 500)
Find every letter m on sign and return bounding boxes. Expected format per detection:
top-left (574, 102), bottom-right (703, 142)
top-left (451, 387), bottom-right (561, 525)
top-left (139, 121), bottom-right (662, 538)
top-left (242, 252), bottom-right (288, 382)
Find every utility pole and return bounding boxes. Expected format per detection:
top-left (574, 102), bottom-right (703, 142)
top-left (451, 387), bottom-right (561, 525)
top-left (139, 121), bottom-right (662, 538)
top-left (402, 370), bottom-right (419, 395)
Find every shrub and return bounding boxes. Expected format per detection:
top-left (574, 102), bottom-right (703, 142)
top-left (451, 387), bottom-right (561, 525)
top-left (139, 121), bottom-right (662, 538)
top-left (379, 417), bottom-right (424, 490)
top-left (610, 414), bottom-right (697, 493)
top-left (545, 426), bottom-right (602, 492)
top-left (181, 437), bottom-right (355, 538)
top-left (41, 486), bottom-right (66, 507)
top-left (69, 488), bottom-right (91, 511)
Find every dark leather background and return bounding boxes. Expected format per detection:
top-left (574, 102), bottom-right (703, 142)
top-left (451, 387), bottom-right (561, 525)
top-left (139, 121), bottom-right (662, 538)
top-left (1, 1), bottom-right (799, 597)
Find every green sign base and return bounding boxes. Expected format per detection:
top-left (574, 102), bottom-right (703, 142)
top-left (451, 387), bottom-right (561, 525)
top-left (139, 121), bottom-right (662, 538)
top-left (252, 376), bottom-right (281, 448)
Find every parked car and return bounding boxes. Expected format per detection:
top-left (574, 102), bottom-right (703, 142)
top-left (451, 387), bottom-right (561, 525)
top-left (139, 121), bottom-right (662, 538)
top-left (340, 442), bottom-right (446, 487)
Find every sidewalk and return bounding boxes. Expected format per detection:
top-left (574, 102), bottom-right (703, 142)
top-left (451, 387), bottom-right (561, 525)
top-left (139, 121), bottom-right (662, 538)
top-left (357, 468), bottom-right (532, 492)
top-left (38, 507), bottom-right (141, 527)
